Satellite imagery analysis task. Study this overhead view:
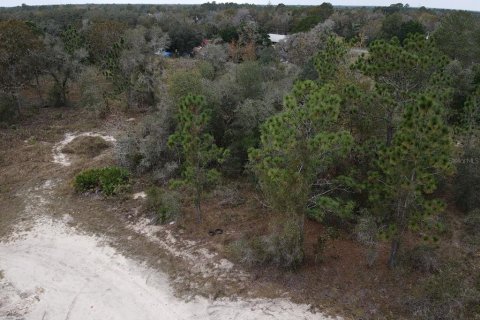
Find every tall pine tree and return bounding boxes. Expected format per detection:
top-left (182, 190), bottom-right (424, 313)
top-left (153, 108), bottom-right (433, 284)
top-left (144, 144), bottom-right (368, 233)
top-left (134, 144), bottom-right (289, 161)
top-left (168, 95), bottom-right (228, 223)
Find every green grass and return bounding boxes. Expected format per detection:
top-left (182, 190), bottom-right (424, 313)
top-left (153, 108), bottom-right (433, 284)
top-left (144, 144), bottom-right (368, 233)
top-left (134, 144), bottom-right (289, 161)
top-left (74, 166), bottom-right (129, 196)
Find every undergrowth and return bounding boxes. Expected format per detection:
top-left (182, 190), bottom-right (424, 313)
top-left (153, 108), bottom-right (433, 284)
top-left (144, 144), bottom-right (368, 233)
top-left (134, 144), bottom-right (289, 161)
top-left (74, 166), bottom-right (129, 196)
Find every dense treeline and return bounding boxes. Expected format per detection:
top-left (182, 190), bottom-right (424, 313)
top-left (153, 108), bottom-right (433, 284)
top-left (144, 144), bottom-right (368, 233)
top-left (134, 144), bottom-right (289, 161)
top-left (1, 2), bottom-right (480, 319)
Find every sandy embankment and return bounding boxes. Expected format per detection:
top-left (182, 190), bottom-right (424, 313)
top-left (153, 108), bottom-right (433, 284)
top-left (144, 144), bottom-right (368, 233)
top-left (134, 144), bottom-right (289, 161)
top-left (0, 132), bottom-right (340, 320)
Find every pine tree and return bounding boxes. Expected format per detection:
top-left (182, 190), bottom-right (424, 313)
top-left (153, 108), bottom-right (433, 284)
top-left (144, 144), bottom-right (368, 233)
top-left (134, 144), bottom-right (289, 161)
top-left (354, 34), bottom-right (450, 146)
top-left (249, 81), bottom-right (354, 266)
top-left (168, 95), bottom-right (229, 223)
top-left (454, 86), bottom-right (480, 212)
top-left (369, 95), bottom-right (454, 267)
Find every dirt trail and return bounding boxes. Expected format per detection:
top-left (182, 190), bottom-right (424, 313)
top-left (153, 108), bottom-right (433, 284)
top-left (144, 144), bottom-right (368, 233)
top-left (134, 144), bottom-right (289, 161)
top-left (0, 131), bottom-right (340, 320)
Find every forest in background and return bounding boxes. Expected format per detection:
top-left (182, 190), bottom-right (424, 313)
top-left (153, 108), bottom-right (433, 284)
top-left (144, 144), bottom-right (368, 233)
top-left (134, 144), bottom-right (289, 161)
top-left (1, 2), bottom-right (480, 319)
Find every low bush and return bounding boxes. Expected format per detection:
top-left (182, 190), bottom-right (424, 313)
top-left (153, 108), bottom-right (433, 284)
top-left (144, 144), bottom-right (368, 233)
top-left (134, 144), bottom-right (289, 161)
top-left (213, 184), bottom-right (245, 208)
top-left (78, 67), bottom-right (111, 118)
top-left (354, 215), bottom-right (379, 266)
top-left (402, 245), bottom-right (440, 274)
top-left (230, 217), bottom-right (304, 269)
top-left (115, 113), bottom-right (177, 177)
top-left (47, 82), bottom-right (65, 107)
top-left (454, 143), bottom-right (480, 213)
top-left (0, 93), bottom-right (19, 124)
top-left (198, 61), bottom-right (215, 80)
top-left (463, 209), bottom-right (480, 251)
top-left (74, 166), bottom-right (129, 196)
top-left (407, 262), bottom-right (480, 319)
top-left (145, 186), bottom-right (181, 224)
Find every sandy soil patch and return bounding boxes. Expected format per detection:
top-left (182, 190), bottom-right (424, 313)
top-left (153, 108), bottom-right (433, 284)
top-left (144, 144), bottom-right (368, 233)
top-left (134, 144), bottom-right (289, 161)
top-left (0, 217), bottom-right (338, 320)
top-left (0, 131), bottom-right (340, 320)
top-left (61, 135), bottom-right (112, 157)
top-left (52, 132), bottom-right (116, 166)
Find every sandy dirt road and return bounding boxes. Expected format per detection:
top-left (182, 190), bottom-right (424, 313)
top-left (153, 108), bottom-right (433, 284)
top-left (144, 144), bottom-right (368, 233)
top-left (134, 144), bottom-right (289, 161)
top-left (0, 132), bottom-right (339, 320)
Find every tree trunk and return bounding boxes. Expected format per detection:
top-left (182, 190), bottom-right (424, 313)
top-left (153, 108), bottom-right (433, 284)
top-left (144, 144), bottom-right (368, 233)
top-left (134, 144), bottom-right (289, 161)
top-left (61, 77), bottom-right (68, 107)
top-left (388, 237), bottom-right (400, 268)
top-left (126, 87), bottom-right (134, 109)
top-left (11, 91), bottom-right (21, 119)
top-left (194, 187), bottom-right (202, 224)
top-left (386, 124), bottom-right (394, 147)
top-left (34, 74), bottom-right (44, 107)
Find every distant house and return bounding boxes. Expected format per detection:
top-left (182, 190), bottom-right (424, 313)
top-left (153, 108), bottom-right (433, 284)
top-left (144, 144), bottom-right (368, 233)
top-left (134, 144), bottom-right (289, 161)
top-left (156, 50), bottom-right (173, 57)
top-left (268, 33), bottom-right (287, 44)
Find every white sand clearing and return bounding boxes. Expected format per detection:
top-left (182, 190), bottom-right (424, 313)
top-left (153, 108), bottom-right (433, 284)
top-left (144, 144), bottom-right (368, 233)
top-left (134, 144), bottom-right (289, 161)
top-left (52, 132), bottom-right (116, 166)
top-left (130, 218), bottom-right (245, 281)
top-left (133, 191), bottom-right (147, 200)
top-left (0, 219), bottom-right (339, 320)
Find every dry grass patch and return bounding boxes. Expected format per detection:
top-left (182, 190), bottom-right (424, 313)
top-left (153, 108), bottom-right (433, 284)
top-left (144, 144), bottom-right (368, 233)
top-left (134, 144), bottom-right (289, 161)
top-left (62, 135), bottom-right (112, 157)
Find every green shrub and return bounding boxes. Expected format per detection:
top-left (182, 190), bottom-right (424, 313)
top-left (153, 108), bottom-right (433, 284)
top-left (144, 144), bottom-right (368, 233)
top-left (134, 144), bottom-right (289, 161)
top-left (146, 186), bottom-right (181, 224)
top-left (47, 82), bottom-right (65, 107)
top-left (115, 114), bottom-right (177, 177)
top-left (454, 144), bottom-right (480, 213)
top-left (401, 245), bottom-right (440, 274)
top-left (167, 69), bottom-right (203, 104)
top-left (463, 209), bottom-right (480, 251)
top-left (74, 169), bottom-right (100, 192)
top-left (0, 93), bottom-right (19, 124)
top-left (354, 215), bottom-right (379, 267)
top-left (74, 166), bottom-right (129, 196)
top-left (408, 262), bottom-right (480, 319)
top-left (230, 217), bottom-right (304, 269)
top-left (198, 61), bottom-right (215, 80)
top-left (78, 67), bottom-right (111, 118)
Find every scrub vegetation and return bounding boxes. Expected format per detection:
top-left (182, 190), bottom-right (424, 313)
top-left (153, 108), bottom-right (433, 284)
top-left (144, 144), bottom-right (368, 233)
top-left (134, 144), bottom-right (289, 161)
top-left (1, 2), bottom-right (480, 319)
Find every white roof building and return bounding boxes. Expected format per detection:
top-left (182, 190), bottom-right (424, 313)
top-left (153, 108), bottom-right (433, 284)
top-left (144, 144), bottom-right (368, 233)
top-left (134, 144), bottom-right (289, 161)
top-left (268, 33), bottom-right (288, 43)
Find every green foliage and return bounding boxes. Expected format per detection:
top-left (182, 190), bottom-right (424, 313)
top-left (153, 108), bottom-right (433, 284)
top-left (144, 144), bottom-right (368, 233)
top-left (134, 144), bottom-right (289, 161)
top-left (116, 113), bottom-right (177, 177)
top-left (462, 209), bottom-right (480, 251)
top-left (47, 82), bottom-right (65, 107)
top-left (434, 11), bottom-right (480, 66)
top-left (401, 244), bottom-right (440, 274)
top-left (380, 13), bottom-right (403, 40)
top-left (249, 81), bottom-right (353, 217)
top-left (369, 96), bottom-right (454, 265)
top-left (78, 66), bottom-right (111, 117)
top-left (397, 20), bottom-right (426, 43)
top-left (219, 26), bottom-right (238, 43)
top-left (0, 19), bottom-right (44, 95)
top-left (235, 61), bottom-right (264, 100)
top-left (356, 34), bottom-right (448, 100)
top-left (61, 25), bottom-right (84, 56)
top-left (167, 69), bottom-right (204, 103)
top-left (102, 39), bottom-right (127, 95)
top-left (237, 20), bottom-right (270, 47)
top-left (74, 166), bottom-right (129, 196)
top-left (454, 141), bottom-right (480, 213)
top-left (230, 217), bottom-right (304, 269)
top-left (381, 14), bottom-right (426, 42)
top-left (198, 44), bottom-right (228, 73)
top-left (0, 93), bottom-right (19, 124)
top-left (354, 215), bottom-right (379, 266)
top-left (168, 94), bottom-right (228, 222)
top-left (86, 21), bottom-right (126, 64)
top-left (292, 2), bottom-right (334, 33)
top-left (146, 186), bottom-right (181, 224)
top-left (168, 23), bottom-right (202, 54)
top-left (314, 36), bottom-right (348, 84)
top-left (198, 61), bottom-right (215, 80)
top-left (293, 15), bottom-right (325, 33)
top-left (410, 262), bottom-right (480, 320)
top-left (354, 34), bottom-right (450, 145)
